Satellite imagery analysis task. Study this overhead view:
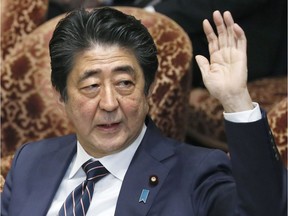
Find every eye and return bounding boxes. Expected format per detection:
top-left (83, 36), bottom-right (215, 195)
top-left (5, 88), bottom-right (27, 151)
top-left (117, 80), bottom-right (134, 88)
top-left (80, 83), bottom-right (100, 96)
top-left (83, 83), bottom-right (99, 90)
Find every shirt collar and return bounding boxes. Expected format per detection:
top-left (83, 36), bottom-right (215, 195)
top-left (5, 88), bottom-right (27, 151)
top-left (69, 124), bottom-right (147, 181)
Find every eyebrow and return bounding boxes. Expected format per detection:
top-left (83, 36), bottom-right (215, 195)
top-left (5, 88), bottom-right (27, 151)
top-left (77, 65), bottom-right (136, 84)
top-left (112, 65), bottom-right (136, 77)
top-left (77, 69), bottom-right (100, 84)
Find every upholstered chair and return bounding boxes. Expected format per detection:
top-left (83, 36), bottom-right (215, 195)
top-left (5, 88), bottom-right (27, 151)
top-left (1, 0), bottom-right (49, 178)
top-left (1, 0), bottom-right (49, 59)
top-left (1, 6), bottom-right (192, 178)
top-left (267, 96), bottom-right (287, 164)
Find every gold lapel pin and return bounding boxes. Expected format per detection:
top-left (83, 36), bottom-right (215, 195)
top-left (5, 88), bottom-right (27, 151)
top-left (149, 175), bottom-right (158, 186)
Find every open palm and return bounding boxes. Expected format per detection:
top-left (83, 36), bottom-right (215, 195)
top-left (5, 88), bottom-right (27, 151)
top-left (196, 11), bottom-right (252, 112)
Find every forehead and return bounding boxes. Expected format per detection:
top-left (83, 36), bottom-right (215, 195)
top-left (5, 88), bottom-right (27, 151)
top-left (70, 44), bottom-right (142, 78)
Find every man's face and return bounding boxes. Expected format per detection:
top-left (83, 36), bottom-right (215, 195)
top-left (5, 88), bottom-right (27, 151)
top-left (63, 44), bottom-right (150, 157)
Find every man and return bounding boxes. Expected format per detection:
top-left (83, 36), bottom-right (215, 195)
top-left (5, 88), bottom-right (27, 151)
top-left (1, 7), bottom-right (286, 216)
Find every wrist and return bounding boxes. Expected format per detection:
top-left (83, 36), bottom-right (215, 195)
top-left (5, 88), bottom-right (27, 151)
top-left (221, 88), bottom-right (254, 113)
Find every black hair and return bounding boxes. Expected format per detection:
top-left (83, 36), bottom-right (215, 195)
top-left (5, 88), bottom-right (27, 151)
top-left (49, 7), bottom-right (158, 101)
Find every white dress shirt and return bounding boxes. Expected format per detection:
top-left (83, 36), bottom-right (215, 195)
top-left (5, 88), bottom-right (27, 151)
top-left (223, 102), bottom-right (261, 123)
top-left (47, 103), bottom-right (261, 215)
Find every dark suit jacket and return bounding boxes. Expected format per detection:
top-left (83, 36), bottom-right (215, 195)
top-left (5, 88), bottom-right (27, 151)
top-left (1, 115), bottom-right (286, 216)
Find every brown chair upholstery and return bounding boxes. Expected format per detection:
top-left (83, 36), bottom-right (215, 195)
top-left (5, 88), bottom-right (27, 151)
top-left (267, 96), bottom-right (287, 164)
top-left (1, 6), bottom-right (192, 177)
top-left (1, 0), bottom-right (49, 59)
top-left (0, 174), bottom-right (5, 192)
top-left (187, 76), bottom-right (287, 166)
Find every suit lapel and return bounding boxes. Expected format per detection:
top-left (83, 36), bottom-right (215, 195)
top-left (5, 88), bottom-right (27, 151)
top-left (19, 119), bottom-right (176, 216)
top-left (115, 119), bottom-right (176, 216)
top-left (20, 135), bottom-right (77, 216)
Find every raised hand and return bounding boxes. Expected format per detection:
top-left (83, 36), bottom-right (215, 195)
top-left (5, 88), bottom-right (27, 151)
top-left (196, 11), bottom-right (253, 112)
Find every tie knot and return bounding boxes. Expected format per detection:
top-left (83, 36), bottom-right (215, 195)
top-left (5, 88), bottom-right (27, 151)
top-left (82, 159), bottom-right (109, 182)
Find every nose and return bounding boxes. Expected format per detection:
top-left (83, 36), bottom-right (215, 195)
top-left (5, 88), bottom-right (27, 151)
top-left (99, 86), bottom-right (119, 112)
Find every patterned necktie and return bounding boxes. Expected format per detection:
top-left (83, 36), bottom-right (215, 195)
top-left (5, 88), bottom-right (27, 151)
top-left (59, 159), bottom-right (109, 216)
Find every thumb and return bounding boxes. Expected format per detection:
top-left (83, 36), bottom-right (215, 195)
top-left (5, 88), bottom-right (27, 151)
top-left (195, 55), bottom-right (210, 78)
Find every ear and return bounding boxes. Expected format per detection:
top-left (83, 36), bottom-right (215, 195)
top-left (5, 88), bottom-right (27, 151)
top-left (51, 87), bottom-right (66, 114)
top-left (147, 81), bottom-right (156, 98)
top-left (144, 81), bottom-right (156, 114)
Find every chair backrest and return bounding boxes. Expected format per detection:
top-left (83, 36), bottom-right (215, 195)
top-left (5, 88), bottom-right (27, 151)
top-left (267, 96), bottom-right (288, 166)
top-left (1, 7), bottom-right (192, 159)
top-left (1, 0), bottom-right (49, 59)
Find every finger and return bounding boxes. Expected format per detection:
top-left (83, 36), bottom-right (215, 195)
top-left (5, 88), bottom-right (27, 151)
top-left (223, 11), bottom-right (236, 48)
top-left (233, 23), bottom-right (247, 53)
top-left (203, 19), bottom-right (219, 54)
top-left (213, 10), bottom-right (227, 48)
top-left (195, 55), bottom-right (210, 78)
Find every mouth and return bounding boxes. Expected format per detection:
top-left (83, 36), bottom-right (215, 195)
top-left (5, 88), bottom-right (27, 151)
top-left (96, 122), bottom-right (121, 131)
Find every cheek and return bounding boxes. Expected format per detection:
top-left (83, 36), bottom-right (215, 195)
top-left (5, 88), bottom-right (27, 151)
top-left (120, 95), bottom-right (149, 117)
top-left (65, 96), bottom-right (98, 121)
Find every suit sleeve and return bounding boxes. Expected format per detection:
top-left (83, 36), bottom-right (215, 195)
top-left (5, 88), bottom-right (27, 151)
top-left (1, 144), bottom-right (26, 216)
top-left (224, 111), bottom-right (287, 216)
